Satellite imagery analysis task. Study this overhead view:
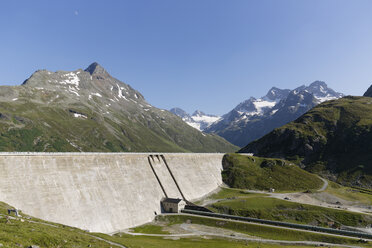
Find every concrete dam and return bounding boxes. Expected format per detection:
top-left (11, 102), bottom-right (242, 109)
top-left (0, 153), bottom-right (224, 233)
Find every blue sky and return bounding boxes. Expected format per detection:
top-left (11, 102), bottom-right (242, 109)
top-left (1, 0), bottom-right (372, 115)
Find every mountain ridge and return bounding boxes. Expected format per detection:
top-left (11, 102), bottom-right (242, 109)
top-left (204, 81), bottom-right (343, 147)
top-left (0, 62), bottom-right (237, 153)
top-left (364, 84), bottom-right (372, 97)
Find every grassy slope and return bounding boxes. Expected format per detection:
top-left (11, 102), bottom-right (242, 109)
top-left (325, 181), bottom-right (372, 207)
top-left (0, 100), bottom-right (237, 153)
top-left (222, 153), bottom-right (323, 192)
top-left (93, 214), bottom-right (369, 247)
top-left (96, 234), bottom-right (319, 248)
top-left (0, 200), bottom-right (346, 248)
top-left (207, 190), bottom-right (372, 227)
top-left (240, 96), bottom-right (372, 188)
top-left (154, 215), bottom-right (364, 245)
top-left (0, 202), bottom-right (113, 248)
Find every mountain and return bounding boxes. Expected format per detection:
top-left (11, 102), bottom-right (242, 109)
top-left (169, 108), bottom-right (220, 131)
top-left (205, 81), bottom-right (343, 147)
top-left (0, 62), bottom-right (237, 152)
top-left (364, 85), bottom-right (372, 97)
top-left (240, 96), bottom-right (372, 188)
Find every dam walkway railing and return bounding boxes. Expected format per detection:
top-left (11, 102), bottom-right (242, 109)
top-left (181, 209), bottom-right (372, 240)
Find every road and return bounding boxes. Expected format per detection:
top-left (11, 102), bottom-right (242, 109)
top-left (318, 176), bottom-right (329, 192)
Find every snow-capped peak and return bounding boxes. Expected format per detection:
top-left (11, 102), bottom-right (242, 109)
top-left (305, 81), bottom-right (343, 103)
top-left (170, 108), bottom-right (220, 131)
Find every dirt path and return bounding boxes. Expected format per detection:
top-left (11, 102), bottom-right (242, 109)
top-left (318, 176), bottom-right (329, 192)
top-left (84, 234), bottom-right (127, 248)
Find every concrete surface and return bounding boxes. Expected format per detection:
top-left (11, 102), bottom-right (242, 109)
top-left (0, 153), bottom-right (224, 233)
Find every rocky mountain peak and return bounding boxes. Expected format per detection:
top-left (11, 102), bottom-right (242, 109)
top-left (170, 108), bottom-right (190, 118)
top-left (363, 85), bottom-right (372, 97)
top-left (309, 80), bottom-right (327, 88)
top-left (305, 81), bottom-right (343, 100)
top-left (192, 110), bottom-right (206, 116)
top-left (85, 62), bottom-right (107, 75)
top-left (265, 87), bottom-right (291, 101)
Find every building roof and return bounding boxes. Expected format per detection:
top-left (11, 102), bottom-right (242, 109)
top-left (162, 198), bottom-right (183, 204)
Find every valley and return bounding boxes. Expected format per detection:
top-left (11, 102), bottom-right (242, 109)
top-left (2, 1), bottom-right (372, 247)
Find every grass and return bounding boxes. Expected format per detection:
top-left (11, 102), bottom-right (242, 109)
top-left (94, 233), bottom-right (321, 248)
top-left (209, 187), bottom-right (268, 200)
top-left (0, 202), bottom-right (113, 248)
top-left (222, 153), bottom-right (323, 192)
top-left (131, 224), bottom-right (170, 234)
top-left (92, 213), bottom-right (369, 248)
top-left (0, 198), bottom-right (368, 248)
top-left (208, 195), bottom-right (372, 227)
top-left (325, 181), bottom-right (372, 206)
top-left (154, 215), bottom-right (367, 245)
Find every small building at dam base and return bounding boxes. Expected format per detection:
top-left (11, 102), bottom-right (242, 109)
top-left (161, 198), bottom-right (186, 213)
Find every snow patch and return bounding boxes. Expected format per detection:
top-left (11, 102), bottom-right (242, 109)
top-left (271, 109), bottom-right (278, 115)
top-left (117, 84), bottom-right (124, 99)
top-left (191, 115), bottom-right (220, 125)
top-left (60, 72), bottom-right (80, 88)
top-left (253, 99), bottom-right (277, 114)
top-left (66, 139), bottom-right (81, 151)
top-left (316, 95), bottom-right (338, 103)
top-left (186, 121), bottom-right (201, 130)
top-left (68, 86), bottom-right (79, 96)
top-left (73, 113), bottom-right (87, 118)
top-left (91, 93), bottom-right (102, 97)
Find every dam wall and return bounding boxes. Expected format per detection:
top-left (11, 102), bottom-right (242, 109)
top-left (0, 153), bottom-right (224, 233)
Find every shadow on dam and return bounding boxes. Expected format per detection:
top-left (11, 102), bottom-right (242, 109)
top-left (148, 154), bottom-right (186, 201)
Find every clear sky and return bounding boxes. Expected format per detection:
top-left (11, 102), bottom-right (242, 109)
top-left (1, 0), bottom-right (372, 115)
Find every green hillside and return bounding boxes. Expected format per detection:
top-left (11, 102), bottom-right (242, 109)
top-left (240, 96), bottom-right (372, 188)
top-left (0, 63), bottom-right (237, 153)
top-left (208, 190), bottom-right (372, 228)
top-left (222, 153), bottom-right (323, 191)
